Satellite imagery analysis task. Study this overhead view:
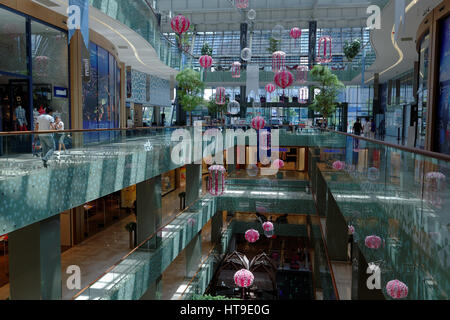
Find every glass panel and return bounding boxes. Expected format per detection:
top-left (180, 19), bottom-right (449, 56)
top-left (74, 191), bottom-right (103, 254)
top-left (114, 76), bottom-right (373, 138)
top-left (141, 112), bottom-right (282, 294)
top-left (31, 20), bottom-right (69, 129)
top-left (0, 7), bottom-right (27, 75)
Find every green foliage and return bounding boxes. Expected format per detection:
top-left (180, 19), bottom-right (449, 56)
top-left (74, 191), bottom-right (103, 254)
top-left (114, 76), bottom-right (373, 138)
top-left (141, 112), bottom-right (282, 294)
top-left (206, 94), bottom-right (229, 124)
top-left (175, 26), bottom-right (193, 52)
top-left (191, 294), bottom-right (240, 300)
top-left (201, 42), bottom-right (213, 56)
top-left (309, 65), bottom-right (344, 120)
top-left (176, 68), bottom-right (205, 125)
top-left (267, 37), bottom-right (281, 54)
top-left (343, 39), bottom-right (361, 61)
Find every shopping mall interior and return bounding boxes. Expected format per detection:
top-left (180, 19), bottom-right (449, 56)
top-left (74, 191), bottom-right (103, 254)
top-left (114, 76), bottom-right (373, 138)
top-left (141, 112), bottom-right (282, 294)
top-left (0, 0), bottom-right (448, 302)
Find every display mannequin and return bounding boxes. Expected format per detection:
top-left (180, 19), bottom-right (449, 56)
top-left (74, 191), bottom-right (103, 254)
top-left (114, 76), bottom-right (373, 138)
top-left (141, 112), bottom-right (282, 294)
top-left (15, 104), bottom-right (27, 131)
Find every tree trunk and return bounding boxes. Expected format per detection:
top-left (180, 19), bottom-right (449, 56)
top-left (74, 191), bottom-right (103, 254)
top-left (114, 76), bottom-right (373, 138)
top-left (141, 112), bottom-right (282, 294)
top-left (190, 111), bottom-right (193, 126)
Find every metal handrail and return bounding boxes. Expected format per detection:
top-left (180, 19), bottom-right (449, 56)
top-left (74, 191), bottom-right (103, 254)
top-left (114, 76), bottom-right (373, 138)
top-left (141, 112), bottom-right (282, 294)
top-left (325, 129), bottom-right (450, 162)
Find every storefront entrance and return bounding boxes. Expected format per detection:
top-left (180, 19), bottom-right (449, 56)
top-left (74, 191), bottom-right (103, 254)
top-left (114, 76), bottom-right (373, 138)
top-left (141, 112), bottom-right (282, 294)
top-left (0, 75), bottom-right (30, 132)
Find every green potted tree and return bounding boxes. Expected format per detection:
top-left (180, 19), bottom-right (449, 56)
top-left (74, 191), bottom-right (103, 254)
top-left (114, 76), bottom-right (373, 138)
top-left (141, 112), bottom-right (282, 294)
top-left (309, 65), bottom-right (344, 127)
top-left (176, 68), bottom-right (205, 126)
top-left (267, 37), bottom-right (281, 54)
top-left (206, 95), bottom-right (229, 126)
top-left (343, 39), bottom-right (361, 62)
top-left (201, 42), bottom-right (213, 56)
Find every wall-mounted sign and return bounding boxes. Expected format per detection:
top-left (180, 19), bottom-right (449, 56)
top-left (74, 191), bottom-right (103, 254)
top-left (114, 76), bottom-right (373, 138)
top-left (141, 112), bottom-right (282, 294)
top-left (54, 86), bottom-right (68, 98)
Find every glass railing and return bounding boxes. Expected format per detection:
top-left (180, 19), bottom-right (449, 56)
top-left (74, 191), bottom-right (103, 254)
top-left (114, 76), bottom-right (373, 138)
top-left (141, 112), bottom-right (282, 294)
top-left (309, 130), bottom-right (450, 300)
top-left (73, 195), bottom-right (218, 300)
top-left (89, 0), bottom-right (194, 70)
top-left (180, 213), bottom-right (338, 300)
top-left (0, 126), bottom-right (201, 235)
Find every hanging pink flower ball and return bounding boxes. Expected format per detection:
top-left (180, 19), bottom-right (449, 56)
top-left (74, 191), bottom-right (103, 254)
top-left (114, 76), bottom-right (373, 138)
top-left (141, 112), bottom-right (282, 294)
top-left (208, 165), bottom-right (226, 196)
top-left (274, 70), bottom-right (294, 89)
top-left (348, 225), bottom-right (355, 235)
top-left (187, 218), bottom-right (196, 227)
top-left (273, 159), bottom-right (285, 169)
top-left (263, 222), bottom-right (274, 232)
top-left (245, 229), bottom-right (260, 243)
top-left (386, 280), bottom-right (408, 299)
top-left (234, 269), bottom-right (254, 288)
top-left (265, 83), bottom-right (276, 94)
top-left (332, 160), bottom-right (345, 171)
top-left (365, 235), bottom-right (382, 249)
top-left (290, 27), bottom-right (302, 39)
top-left (252, 116), bottom-right (265, 130)
top-left (199, 55), bottom-right (213, 69)
top-left (171, 14), bottom-right (190, 34)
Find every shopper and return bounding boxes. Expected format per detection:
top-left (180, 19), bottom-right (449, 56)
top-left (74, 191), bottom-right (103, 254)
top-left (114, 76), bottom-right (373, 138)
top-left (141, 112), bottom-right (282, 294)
top-left (363, 117), bottom-right (372, 137)
top-left (36, 107), bottom-right (56, 168)
top-left (370, 118), bottom-right (376, 139)
top-left (353, 118), bottom-right (362, 136)
top-left (54, 116), bottom-right (66, 157)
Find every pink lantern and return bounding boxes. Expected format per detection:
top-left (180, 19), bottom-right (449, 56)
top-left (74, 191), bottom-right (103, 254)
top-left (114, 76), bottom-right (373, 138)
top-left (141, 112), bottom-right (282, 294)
top-left (348, 225), bottom-right (355, 235)
top-left (171, 15), bottom-right (190, 35)
top-left (245, 229), bottom-right (260, 243)
top-left (199, 55), bottom-right (213, 69)
top-left (234, 269), bottom-right (254, 288)
top-left (263, 222), bottom-right (274, 232)
top-left (265, 83), bottom-right (276, 94)
top-left (235, 0), bottom-right (249, 9)
top-left (208, 165), bottom-right (226, 196)
top-left (252, 116), bottom-right (266, 130)
top-left (298, 87), bottom-right (309, 103)
top-left (273, 159), bottom-right (285, 169)
top-left (187, 218), bottom-right (196, 227)
top-left (332, 161), bottom-right (345, 171)
top-left (199, 55), bottom-right (213, 79)
top-left (317, 36), bottom-right (333, 63)
top-left (365, 235), bottom-right (382, 249)
top-left (272, 51), bottom-right (286, 72)
top-left (386, 280), bottom-right (408, 299)
top-left (290, 27), bottom-right (302, 40)
top-left (231, 62), bottom-right (241, 78)
top-left (274, 70), bottom-right (294, 90)
top-left (215, 87), bottom-right (226, 105)
top-left (368, 167), bottom-right (380, 181)
top-left (295, 65), bottom-right (308, 84)
top-left (425, 172), bottom-right (446, 207)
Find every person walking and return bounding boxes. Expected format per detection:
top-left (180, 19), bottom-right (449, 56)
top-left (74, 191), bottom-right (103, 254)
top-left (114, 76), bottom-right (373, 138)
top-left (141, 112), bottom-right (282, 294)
top-left (363, 117), bottom-right (372, 137)
top-left (36, 107), bottom-right (56, 168)
top-left (353, 118), bottom-right (362, 136)
top-left (370, 118), bottom-right (376, 139)
top-left (54, 116), bottom-right (66, 158)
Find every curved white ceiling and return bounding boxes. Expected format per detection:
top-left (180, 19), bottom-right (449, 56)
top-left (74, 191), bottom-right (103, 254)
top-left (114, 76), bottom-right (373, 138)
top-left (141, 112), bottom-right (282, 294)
top-left (33, 0), bottom-right (179, 80)
top-left (353, 0), bottom-right (441, 85)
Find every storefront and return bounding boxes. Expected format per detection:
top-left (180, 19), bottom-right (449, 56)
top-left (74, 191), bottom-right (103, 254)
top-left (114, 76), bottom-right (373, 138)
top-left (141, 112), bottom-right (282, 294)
top-left (0, 5), bottom-right (70, 136)
top-left (416, 0), bottom-right (450, 153)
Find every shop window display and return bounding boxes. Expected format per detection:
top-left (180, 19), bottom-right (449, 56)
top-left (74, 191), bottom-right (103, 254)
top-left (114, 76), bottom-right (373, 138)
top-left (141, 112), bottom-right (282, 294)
top-left (31, 20), bottom-right (69, 128)
top-left (83, 42), bottom-right (121, 143)
top-left (417, 33), bottom-right (430, 150)
top-left (435, 16), bottom-right (450, 155)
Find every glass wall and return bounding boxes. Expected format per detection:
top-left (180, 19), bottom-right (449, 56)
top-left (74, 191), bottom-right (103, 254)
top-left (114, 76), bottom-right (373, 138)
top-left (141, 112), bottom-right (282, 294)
top-left (0, 8), bottom-right (27, 75)
top-left (82, 42), bottom-right (121, 143)
top-left (417, 33), bottom-right (430, 150)
top-left (0, 6), bottom-right (69, 135)
top-left (435, 16), bottom-right (450, 155)
top-left (31, 20), bottom-right (70, 128)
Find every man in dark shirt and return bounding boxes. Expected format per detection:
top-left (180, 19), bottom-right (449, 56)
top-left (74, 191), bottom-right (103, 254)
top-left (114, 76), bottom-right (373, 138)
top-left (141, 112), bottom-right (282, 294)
top-left (353, 118), bottom-right (362, 135)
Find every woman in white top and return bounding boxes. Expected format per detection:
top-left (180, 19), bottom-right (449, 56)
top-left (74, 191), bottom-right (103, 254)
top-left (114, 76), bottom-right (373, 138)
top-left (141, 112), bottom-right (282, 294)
top-left (55, 116), bottom-right (66, 155)
top-left (363, 118), bottom-right (372, 137)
